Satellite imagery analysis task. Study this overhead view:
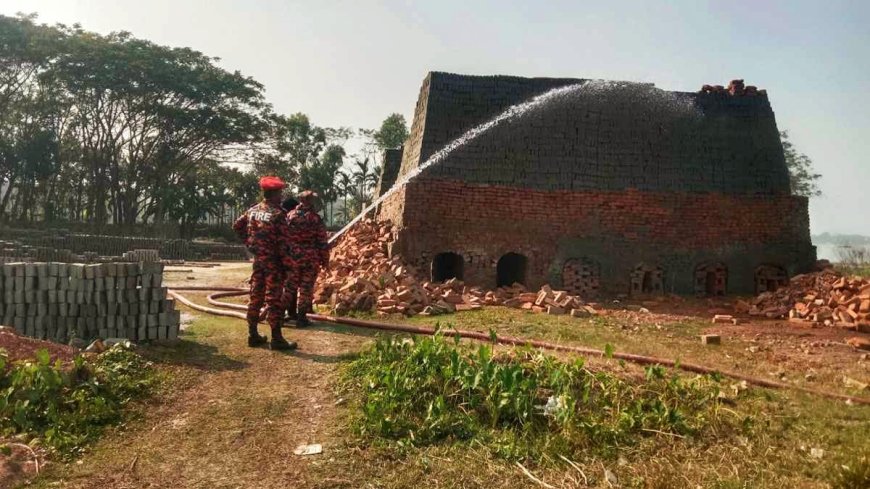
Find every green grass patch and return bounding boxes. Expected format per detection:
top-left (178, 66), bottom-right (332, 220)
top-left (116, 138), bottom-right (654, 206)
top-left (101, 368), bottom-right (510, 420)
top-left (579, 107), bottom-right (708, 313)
top-left (341, 332), bottom-right (731, 461)
top-left (0, 346), bottom-right (156, 457)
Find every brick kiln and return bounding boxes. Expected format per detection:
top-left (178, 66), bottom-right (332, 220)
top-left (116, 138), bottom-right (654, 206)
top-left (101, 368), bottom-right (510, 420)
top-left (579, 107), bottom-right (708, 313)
top-left (376, 72), bottom-right (816, 296)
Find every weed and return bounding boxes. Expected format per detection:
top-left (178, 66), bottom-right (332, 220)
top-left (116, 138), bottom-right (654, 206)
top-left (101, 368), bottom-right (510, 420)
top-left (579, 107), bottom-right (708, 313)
top-left (342, 333), bottom-right (726, 461)
top-left (831, 452), bottom-right (870, 489)
top-left (0, 346), bottom-right (155, 457)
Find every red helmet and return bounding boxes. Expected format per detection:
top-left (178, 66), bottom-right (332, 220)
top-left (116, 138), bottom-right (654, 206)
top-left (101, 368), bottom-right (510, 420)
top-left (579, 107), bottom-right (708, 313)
top-left (259, 176), bottom-right (286, 191)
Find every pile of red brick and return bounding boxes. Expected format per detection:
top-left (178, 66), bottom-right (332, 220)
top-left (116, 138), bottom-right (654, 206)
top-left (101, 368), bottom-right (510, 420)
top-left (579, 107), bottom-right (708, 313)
top-left (315, 219), bottom-right (598, 318)
top-left (700, 79), bottom-right (766, 96)
top-left (739, 269), bottom-right (870, 330)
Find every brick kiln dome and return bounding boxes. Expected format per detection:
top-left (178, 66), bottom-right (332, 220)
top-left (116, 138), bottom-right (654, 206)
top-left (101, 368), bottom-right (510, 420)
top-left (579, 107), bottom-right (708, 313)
top-left (400, 72), bottom-right (790, 194)
top-left (377, 72), bottom-right (814, 296)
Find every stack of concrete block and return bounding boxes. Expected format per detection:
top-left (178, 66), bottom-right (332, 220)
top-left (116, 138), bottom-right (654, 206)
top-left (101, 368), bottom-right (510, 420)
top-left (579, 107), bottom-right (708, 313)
top-left (0, 229), bottom-right (249, 263)
top-left (122, 249), bottom-right (160, 263)
top-left (0, 262), bottom-right (180, 343)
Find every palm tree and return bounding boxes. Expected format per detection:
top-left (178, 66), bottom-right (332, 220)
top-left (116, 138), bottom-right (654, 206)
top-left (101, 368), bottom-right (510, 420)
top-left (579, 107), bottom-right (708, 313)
top-left (351, 158), bottom-right (372, 214)
top-left (350, 158), bottom-right (385, 214)
top-left (336, 171), bottom-right (352, 224)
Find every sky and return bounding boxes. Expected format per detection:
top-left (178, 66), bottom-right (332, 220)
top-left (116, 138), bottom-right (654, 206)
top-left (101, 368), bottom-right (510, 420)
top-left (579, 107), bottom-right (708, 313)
top-left (2, 0), bottom-right (869, 235)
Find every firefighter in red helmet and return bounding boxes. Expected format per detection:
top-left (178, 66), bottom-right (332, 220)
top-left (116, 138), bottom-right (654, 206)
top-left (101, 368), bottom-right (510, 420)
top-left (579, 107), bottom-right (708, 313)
top-left (232, 176), bottom-right (297, 350)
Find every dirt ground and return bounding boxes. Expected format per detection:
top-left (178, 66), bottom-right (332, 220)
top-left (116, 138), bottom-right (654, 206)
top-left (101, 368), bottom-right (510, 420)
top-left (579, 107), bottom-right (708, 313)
top-left (0, 328), bottom-right (79, 363)
top-left (6, 261), bottom-right (869, 488)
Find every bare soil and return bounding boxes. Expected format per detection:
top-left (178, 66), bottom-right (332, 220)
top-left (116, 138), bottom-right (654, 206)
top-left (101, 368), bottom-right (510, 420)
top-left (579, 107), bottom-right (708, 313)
top-left (0, 328), bottom-right (79, 364)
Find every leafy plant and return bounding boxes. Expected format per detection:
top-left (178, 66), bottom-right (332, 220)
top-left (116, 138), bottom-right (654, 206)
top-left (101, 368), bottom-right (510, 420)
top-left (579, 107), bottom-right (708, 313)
top-left (342, 334), bottom-right (724, 460)
top-left (0, 345), bottom-right (155, 457)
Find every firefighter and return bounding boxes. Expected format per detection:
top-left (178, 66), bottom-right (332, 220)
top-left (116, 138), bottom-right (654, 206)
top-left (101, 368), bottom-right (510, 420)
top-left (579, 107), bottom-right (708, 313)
top-left (257, 195), bottom-right (301, 324)
top-left (284, 190), bottom-right (329, 328)
top-left (232, 176), bottom-right (297, 350)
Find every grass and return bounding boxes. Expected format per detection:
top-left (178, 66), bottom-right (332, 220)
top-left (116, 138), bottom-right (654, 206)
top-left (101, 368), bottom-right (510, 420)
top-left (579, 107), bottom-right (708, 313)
top-left (20, 306), bottom-right (870, 488)
top-left (341, 333), bottom-right (728, 460)
top-left (0, 346), bottom-right (156, 458)
top-left (324, 345), bottom-right (870, 488)
top-left (336, 306), bottom-right (868, 398)
top-left (319, 308), bottom-right (870, 488)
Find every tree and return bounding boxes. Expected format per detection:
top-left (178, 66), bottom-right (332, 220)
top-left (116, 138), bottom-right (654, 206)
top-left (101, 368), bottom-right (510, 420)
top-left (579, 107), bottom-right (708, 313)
top-left (0, 14), bottom-right (65, 221)
top-left (781, 130), bottom-right (821, 198)
top-left (0, 14), bottom-right (352, 231)
top-left (53, 27), bottom-right (271, 224)
top-left (299, 143), bottom-right (345, 223)
top-left (334, 171), bottom-right (353, 224)
top-left (254, 112), bottom-right (350, 192)
top-left (372, 113), bottom-right (409, 150)
top-left (348, 157), bottom-right (381, 215)
top-left (0, 14), bottom-right (275, 225)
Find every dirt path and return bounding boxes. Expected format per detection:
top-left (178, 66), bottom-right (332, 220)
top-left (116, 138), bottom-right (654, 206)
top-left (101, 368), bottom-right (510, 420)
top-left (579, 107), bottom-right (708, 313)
top-left (34, 313), bottom-right (371, 489)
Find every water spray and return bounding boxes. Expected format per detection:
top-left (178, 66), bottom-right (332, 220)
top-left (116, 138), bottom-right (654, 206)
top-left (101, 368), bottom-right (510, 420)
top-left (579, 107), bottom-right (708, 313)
top-left (328, 83), bottom-right (589, 244)
top-left (328, 80), bottom-right (700, 244)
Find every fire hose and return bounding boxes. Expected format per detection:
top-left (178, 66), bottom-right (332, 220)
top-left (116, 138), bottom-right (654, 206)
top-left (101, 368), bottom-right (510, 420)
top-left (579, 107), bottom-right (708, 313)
top-left (167, 286), bottom-right (870, 406)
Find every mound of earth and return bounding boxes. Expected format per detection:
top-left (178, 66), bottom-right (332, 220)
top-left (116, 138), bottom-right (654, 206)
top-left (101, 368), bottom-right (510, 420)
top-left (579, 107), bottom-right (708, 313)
top-left (0, 327), bottom-right (79, 363)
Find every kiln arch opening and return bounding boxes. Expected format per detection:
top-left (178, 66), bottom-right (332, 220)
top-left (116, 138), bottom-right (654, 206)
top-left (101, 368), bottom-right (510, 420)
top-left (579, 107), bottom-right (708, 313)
top-left (497, 253), bottom-right (528, 287)
top-left (431, 252), bottom-right (464, 282)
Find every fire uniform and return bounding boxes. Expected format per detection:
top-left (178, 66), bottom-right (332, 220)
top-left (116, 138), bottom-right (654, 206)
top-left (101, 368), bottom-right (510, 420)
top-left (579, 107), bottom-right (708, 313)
top-left (232, 175), bottom-right (297, 350)
top-left (233, 201), bottom-right (292, 330)
top-left (284, 195), bottom-right (329, 324)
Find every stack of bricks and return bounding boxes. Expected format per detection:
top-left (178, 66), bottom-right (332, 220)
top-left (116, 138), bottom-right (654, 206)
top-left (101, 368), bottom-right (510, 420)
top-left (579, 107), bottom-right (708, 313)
top-left (0, 227), bottom-right (249, 262)
top-left (122, 249), bottom-right (160, 263)
top-left (317, 219), bottom-right (600, 318)
top-left (0, 262), bottom-right (180, 343)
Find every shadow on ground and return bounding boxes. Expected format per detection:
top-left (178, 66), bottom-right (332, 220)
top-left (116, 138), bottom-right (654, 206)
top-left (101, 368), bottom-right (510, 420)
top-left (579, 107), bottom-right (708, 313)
top-left (141, 338), bottom-right (250, 372)
top-left (298, 321), bottom-right (407, 340)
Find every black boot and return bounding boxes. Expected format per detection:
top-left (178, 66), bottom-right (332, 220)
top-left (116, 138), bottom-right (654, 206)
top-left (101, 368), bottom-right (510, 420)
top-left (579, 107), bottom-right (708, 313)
top-left (270, 323), bottom-right (297, 351)
top-left (295, 305), bottom-right (311, 328)
top-left (247, 319), bottom-right (267, 347)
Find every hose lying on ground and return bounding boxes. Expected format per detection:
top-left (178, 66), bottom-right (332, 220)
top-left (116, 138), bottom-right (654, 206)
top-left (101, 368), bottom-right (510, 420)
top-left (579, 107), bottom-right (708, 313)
top-left (168, 286), bottom-right (870, 406)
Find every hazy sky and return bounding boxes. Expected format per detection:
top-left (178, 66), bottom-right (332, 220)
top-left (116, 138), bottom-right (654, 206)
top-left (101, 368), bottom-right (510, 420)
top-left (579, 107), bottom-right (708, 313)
top-left (3, 0), bottom-right (869, 235)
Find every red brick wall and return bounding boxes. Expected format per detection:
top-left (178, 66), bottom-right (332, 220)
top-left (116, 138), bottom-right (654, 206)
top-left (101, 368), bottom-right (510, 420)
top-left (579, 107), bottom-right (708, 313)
top-left (401, 179), bottom-right (809, 247)
top-left (381, 178), bottom-right (813, 293)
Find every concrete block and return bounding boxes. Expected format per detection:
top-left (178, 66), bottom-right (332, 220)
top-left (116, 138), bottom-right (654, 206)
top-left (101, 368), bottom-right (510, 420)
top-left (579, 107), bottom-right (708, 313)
top-left (701, 334), bottom-right (721, 345)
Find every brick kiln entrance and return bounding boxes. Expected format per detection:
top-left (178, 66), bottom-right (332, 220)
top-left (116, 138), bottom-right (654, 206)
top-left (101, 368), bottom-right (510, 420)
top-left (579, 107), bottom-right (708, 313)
top-left (497, 253), bottom-right (528, 287)
top-left (431, 252), bottom-right (464, 282)
top-left (695, 263), bottom-right (728, 297)
top-left (562, 258), bottom-right (600, 298)
top-left (755, 265), bottom-right (789, 293)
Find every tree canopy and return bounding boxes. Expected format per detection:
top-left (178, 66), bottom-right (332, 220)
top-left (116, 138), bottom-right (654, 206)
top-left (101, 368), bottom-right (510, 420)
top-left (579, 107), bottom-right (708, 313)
top-left (0, 14), bottom-right (285, 226)
top-left (372, 113), bottom-right (409, 150)
top-left (780, 130), bottom-right (822, 198)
